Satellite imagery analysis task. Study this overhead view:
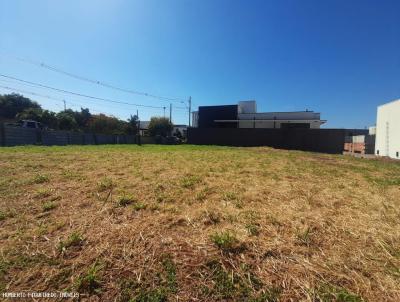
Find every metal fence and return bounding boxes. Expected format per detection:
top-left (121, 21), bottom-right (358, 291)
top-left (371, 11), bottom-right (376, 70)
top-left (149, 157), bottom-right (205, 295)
top-left (0, 124), bottom-right (143, 146)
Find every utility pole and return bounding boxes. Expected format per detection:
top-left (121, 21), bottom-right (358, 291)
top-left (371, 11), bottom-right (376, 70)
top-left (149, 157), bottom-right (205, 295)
top-left (169, 103), bottom-right (172, 123)
top-left (137, 109), bottom-right (141, 146)
top-left (163, 106), bottom-right (166, 118)
top-left (63, 99), bottom-right (66, 111)
top-left (188, 96), bottom-right (191, 127)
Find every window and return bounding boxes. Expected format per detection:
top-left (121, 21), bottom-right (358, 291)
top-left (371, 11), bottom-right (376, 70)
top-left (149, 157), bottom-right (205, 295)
top-left (377, 150), bottom-right (379, 155)
top-left (397, 152), bottom-right (399, 158)
top-left (26, 122), bottom-right (36, 128)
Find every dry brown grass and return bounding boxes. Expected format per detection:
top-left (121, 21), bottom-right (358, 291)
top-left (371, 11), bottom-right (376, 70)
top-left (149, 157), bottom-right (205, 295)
top-left (0, 144), bottom-right (399, 301)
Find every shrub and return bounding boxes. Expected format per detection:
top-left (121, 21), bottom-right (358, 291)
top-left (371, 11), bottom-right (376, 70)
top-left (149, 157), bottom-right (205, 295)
top-left (33, 174), bottom-right (49, 184)
top-left (148, 117), bottom-right (173, 137)
top-left (132, 202), bottom-right (146, 211)
top-left (97, 178), bottom-right (114, 192)
top-left (117, 195), bottom-right (136, 207)
top-left (76, 262), bottom-right (103, 294)
top-left (58, 232), bottom-right (84, 252)
top-left (210, 231), bottom-right (244, 252)
top-left (42, 201), bottom-right (57, 212)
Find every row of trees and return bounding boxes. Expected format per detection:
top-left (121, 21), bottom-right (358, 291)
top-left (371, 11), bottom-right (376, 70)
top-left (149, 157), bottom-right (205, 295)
top-left (0, 93), bottom-right (173, 136)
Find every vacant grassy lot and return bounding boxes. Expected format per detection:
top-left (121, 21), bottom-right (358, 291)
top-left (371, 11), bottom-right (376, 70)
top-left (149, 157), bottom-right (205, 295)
top-left (0, 145), bottom-right (399, 301)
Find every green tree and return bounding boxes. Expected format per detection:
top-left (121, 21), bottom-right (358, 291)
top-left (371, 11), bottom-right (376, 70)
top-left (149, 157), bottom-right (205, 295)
top-left (16, 108), bottom-right (58, 129)
top-left (125, 114), bottom-right (139, 135)
top-left (0, 93), bottom-right (41, 119)
top-left (64, 108), bottom-right (91, 128)
top-left (148, 117), bottom-right (173, 137)
top-left (16, 107), bottom-right (43, 121)
top-left (56, 111), bottom-right (78, 130)
top-left (87, 114), bottom-right (127, 134)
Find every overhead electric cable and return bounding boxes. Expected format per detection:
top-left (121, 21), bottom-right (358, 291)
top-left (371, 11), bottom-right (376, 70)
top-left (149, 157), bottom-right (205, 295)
top-left (0, 84), bottom-right (163, 114)
top-left (0, 74), bottom-right (165, 109)
top-left (0, 52), bottom-right (187, 103)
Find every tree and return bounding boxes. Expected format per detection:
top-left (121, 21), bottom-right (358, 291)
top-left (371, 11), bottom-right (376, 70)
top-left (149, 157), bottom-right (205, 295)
top-left (40, 110), bottom-right (59, 129)
top-left (56, 111), bottom-right (78, 130)
top-left (69, 108), bottom-right (91, 128)
top-left (125, 115), bottom-right (139, 135)
top-left (0, 93), bottom-right (41, 119)
top-left (16, 108), bottom-right (58, 129)
top-left (16, 107), bottom-right (43, 121)
top-left (87, 114), bottom-right (127, 134)
top-left (148, 117), bottom-right (173, 137)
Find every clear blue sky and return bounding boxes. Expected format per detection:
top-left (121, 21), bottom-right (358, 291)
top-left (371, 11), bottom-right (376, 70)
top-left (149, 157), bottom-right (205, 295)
top-left (0, 0), bottom-right (399, 128)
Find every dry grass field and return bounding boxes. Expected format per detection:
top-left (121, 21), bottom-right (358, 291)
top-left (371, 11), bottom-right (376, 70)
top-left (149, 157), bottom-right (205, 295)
top-left (0, 145), bottom-right (399, 301)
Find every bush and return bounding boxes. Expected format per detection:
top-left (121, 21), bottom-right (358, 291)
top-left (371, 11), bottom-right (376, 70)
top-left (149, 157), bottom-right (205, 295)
top-left (148, 117), bottom-right (173, 137)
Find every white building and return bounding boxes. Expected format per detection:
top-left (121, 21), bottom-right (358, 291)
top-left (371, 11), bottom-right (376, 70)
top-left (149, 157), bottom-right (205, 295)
top-left (375, 99), bottom-right (400, 159)
top-left (192, 100), bottom-right (326, 129)
top-left (237, 101), bottom-right (325, 129)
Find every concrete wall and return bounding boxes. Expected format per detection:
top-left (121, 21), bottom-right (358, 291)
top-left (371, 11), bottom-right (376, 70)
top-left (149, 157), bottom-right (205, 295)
top-left (375, 99), bottom-right (400, 159)
top-left (187, 128), bottom-right (368, 154)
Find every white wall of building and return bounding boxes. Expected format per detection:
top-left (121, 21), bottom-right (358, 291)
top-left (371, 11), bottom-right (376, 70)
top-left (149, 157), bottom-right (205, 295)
top-left (375, 99), bottom-right (400, 159)
top-left (238, 101), bottom-right (256, 114)
top-left (238, 111), bottom-right (324, 129)
top-left (192, 111), bottom-right (198, 128)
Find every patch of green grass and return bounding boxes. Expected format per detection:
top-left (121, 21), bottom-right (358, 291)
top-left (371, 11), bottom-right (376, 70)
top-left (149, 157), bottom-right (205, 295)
top-left (132, 202), bottom-right (147, 211)
top-left (180, 174), bottom-right (201, 189)
top-left (315, 283), bottom-right (363, 302)
top-left (162, 256), bottom-right (177, 294)
top-left (32, 174), bottom-right (49, 184)
top-left (42, 201), bottom-right (57, 212)
top-left (0, 211), bottom-right (7, 221)
top-left (35, 187), bottom-right (52, 198)
top-left (61, 169), bottom-right (84, 180)
top-left (131, 288), bottom-right (168, 302)
top-left (48, 268), bottom-right (72, 289)
top-left (245, 223), bottom-right (260, 236)
top-left (210, 231), bottom-right (244, 252)
top-left (205, 260), bottom-right (265, 300)
top-left (223, 191), bottom-right (243, 208)
top-left (0, 259), bottom-right (10, 277)
top-left (249, 287), bottom-right (281, 302)
top-left (297, 226), bottom-right (312, 246)
top-left (97, 177), bottom-right (114, 192)
top-left (124, 256), bottom-right (177, 301)
top-left (58, 232), bottom-right (84, 252)
top-left (207, 260), bottom-right (236, 298)
top-left (76, 262), bottom-right (103, 295)
top-left (117, 194), bottom-right (136, 207)
top-left (195, 187), bottom-right (211, 202)
top-left (202, 210), bottom-right (222, 225)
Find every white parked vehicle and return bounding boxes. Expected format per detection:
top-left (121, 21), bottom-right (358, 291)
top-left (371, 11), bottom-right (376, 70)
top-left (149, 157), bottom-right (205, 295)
top-left (7, 120), bottom-right (46, 129)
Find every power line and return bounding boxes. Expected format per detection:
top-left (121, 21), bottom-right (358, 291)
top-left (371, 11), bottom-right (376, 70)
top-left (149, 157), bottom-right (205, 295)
top-left (0, 84), bottom-right (163, 115)
top-left (0, 74), bottom-right (166, 109)
top-left (0, 84), bottom-right (96, 113)
top-left (0, 75), bottom-right (188, 111)
top-left (0, 52), bottom-right (187, 103)
top-left (0, 84), bottom-right (65, 104)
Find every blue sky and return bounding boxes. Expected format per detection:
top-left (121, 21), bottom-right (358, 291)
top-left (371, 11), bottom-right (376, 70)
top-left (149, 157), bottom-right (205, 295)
top-left (0, 0), bottom-right (399, 127)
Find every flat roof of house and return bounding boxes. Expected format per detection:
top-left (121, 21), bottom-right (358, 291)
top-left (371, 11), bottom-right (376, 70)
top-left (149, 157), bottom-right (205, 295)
top-left (378, 99), bottom-right (400, 108)
top-left (215, 119), bottom-right (326, 123)
top-left (239, 110), bottom-right (316, 114)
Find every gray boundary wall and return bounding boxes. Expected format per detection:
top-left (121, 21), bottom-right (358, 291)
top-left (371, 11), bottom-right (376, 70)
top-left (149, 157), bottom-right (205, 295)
top-left (187, 128), bottom-right (368, 154)
top-left (0, 125), bottom-right (137, 147)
